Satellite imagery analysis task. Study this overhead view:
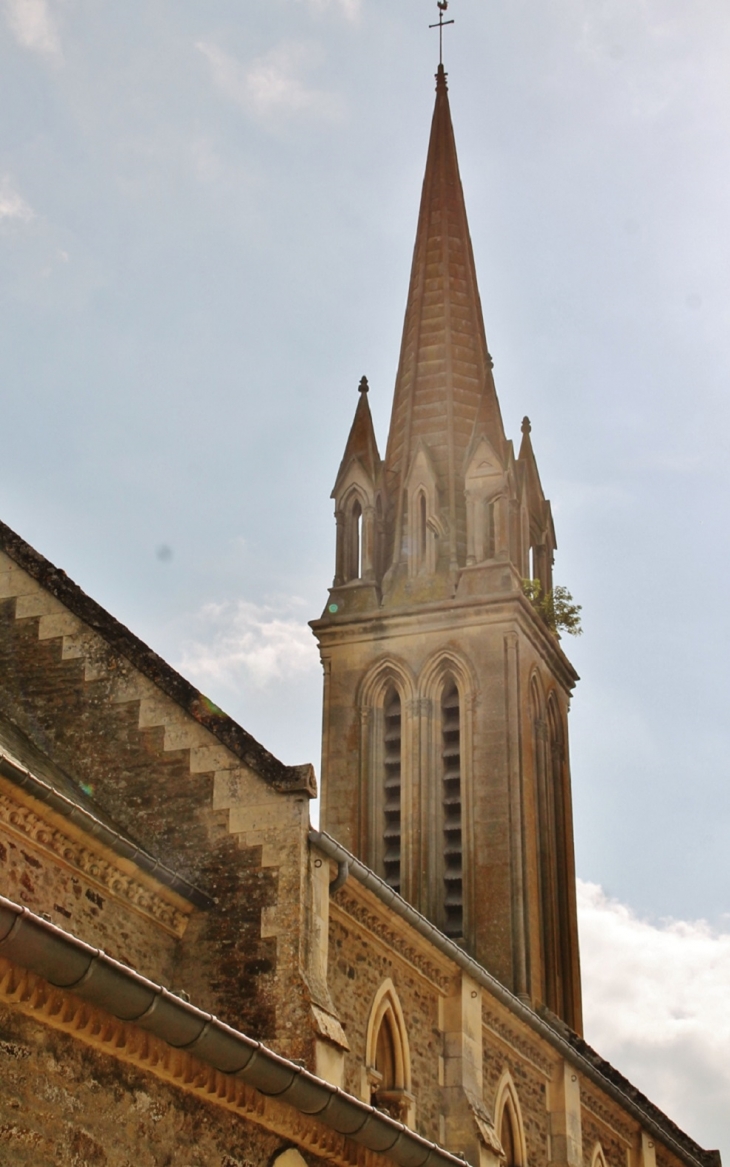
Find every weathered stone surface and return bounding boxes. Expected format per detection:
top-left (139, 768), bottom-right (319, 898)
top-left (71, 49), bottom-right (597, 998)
top-left (0, 1005), bottom-right (284, 1167)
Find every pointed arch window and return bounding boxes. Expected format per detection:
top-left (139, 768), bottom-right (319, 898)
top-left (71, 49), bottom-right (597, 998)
top-left (495, 1075), bottom-right (527, 1167)
top-left (484, 498), bottom-right (496, 560)
top-left (345, 498), bottom-right (363, 581)
top-left (374, 493), bottom-right (384, 581)
top-left (500, 1105), bottom-right (519, 1167)
top-left (591, 1146), bottom-right (609, 1167)
top-left (342, 495), bottom-right (364, 582)
top-left (383, 686), bottom-right (402, 893)
top-left (441, 678), bottom-right (463, 939)
top-left (532, 676), bottom-right (557, 1014)
top-left (418, 491), bottom-right (427, 567)
top-left (547, 694), bottom-right (571, 1022)
top-left (365, 980), bottom-right (414, 1125)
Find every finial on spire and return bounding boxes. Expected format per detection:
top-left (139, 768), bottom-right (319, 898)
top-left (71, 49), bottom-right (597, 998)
top-left (521, 416), bottom-right (531, 434)
top-left (429, 0), bottom-right (454, 68)
top-left (358, 376), bottom-right (369, 394)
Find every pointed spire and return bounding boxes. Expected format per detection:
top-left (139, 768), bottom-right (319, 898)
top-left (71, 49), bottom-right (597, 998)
top-left (517, 414), bottom-right (545, 504)
top-left (384, 66), bottom-right (506, 576)
top-left (332, 376), bottom-right (381, 496)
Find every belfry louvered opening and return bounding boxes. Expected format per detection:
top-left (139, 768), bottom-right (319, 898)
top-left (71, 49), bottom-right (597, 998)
top-left (441, 679), bottom-right (463, 938)
top-left (383, 687), bottom-right (402, 893)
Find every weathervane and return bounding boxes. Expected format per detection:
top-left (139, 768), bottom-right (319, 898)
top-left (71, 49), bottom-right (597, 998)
top-left (429, 0), bottom-right (454, 66)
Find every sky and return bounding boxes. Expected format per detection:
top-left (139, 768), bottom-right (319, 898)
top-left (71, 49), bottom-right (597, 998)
top-left (0, 0), bottom-right (728, 1155)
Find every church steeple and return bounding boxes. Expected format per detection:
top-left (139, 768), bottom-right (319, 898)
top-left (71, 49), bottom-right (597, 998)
top-left (313, 65), bottom-right (583, 1034)
top-left (330, 377), bottom-right (383, 602)
top-left (383, 64), bottom-right (506, 595)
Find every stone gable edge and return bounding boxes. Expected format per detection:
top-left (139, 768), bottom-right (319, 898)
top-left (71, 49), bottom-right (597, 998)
top-left (0, 519), bottom-right (315, 798)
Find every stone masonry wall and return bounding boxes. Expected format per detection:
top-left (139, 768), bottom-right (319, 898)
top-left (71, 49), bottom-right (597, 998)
top-left (327, 907), bottom-right (448, 1144)
top-left (482, 1033), bottom-right (549, 1161)
top-left (0, 788), bottom-right (184, 985)
top-left (0, 1003), bottom-right (301, 1167)
top-left (581, 1110), bottom-right (630, 1167)
top-left (0, 553), bottom-right (316, 1064)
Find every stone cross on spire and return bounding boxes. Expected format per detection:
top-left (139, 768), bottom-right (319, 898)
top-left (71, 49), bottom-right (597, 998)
top-left (429, 0), bottom-right (454, 66)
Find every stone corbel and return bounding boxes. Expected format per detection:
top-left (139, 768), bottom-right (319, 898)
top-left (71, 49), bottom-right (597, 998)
top-left (367, 1070), bottom-right (416, 1127)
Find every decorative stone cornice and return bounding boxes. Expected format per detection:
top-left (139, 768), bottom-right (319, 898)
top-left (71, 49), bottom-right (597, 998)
top-left (0, 787), bottom-right (190, 937)
top-left (581, 1083), bottom-right (636, 1145)
top-left (0, 957), bottom-right (389, 1167)
top-left (332, 888), bottom-right (454, 993)
top-left (481, 1005), bottom-right (553, 1079)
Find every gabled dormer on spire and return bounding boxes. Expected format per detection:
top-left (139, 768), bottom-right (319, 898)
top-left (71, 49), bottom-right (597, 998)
top-left (330, 377), bottom-right (384, 610)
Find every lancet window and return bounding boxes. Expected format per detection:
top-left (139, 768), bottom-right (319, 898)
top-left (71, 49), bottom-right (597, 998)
top-left (365, 981), bottom-right (413, 1125)
top-left (374, 493), bottom-right (384, 581)
top-left (500, 1105), bottom-right (519, 1167)
top-left (441, 679), bottom-right (463, 939)
top-left (547, 693), bottom-right (570, 1020)
top-left (495, 1076), bottom-right (526, 1167)
top-left (345, 498), bottom-right (363, 581)
top-left (484, 499), bottom-right (496, 560)
top-left (532, 677), bottom-right (557, 1012)
top-left (532, 676), bottom-right (575, 1023)
top-left (383, 687), bottom-right (402, 894)
top-left (591, 1146), bottom-right (608, 1167)
top-left (417, 491), bottom-right (427, 568)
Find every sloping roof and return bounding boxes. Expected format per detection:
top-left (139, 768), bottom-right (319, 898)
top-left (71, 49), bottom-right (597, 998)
top-left (332, 376), bottom-right (382, 496)
top-left (0, 518), bottom-right (315, 798)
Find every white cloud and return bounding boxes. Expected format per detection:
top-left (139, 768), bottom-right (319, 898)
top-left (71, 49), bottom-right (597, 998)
top-left (176, 597), bottom-right (320, 690)
top-left (299, 0), bottom-right (361, 21)
top-left (196, 39), bottom-right (342, 122)
top-left (578, 880), bottom-right (730, 1152)
top-left (2, 0), bottom-right (61, 58)
top-left (0, 175), bottom-right (35, 224)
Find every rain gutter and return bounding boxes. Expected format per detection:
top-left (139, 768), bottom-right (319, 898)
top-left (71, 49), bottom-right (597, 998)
top-left (0, 894), bottom-right (466, 1167)
top-left (310, 830), bottom-right (717, 1167)
top-left (0, 751), bottom-right (213, 910)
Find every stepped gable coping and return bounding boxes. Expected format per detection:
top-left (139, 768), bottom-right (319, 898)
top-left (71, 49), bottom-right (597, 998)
top-left (0, 893), bottom-right (465, 1167)
top-left (0, 518), bottom-right (315, 798)
top-left (310, 830), bottom-right (720, 1167)
top-left (0, 747), bottom-right (214, 910)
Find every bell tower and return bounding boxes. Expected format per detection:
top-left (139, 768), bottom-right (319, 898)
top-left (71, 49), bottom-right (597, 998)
top-left (311, 65), bottom-right (583, 1032)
